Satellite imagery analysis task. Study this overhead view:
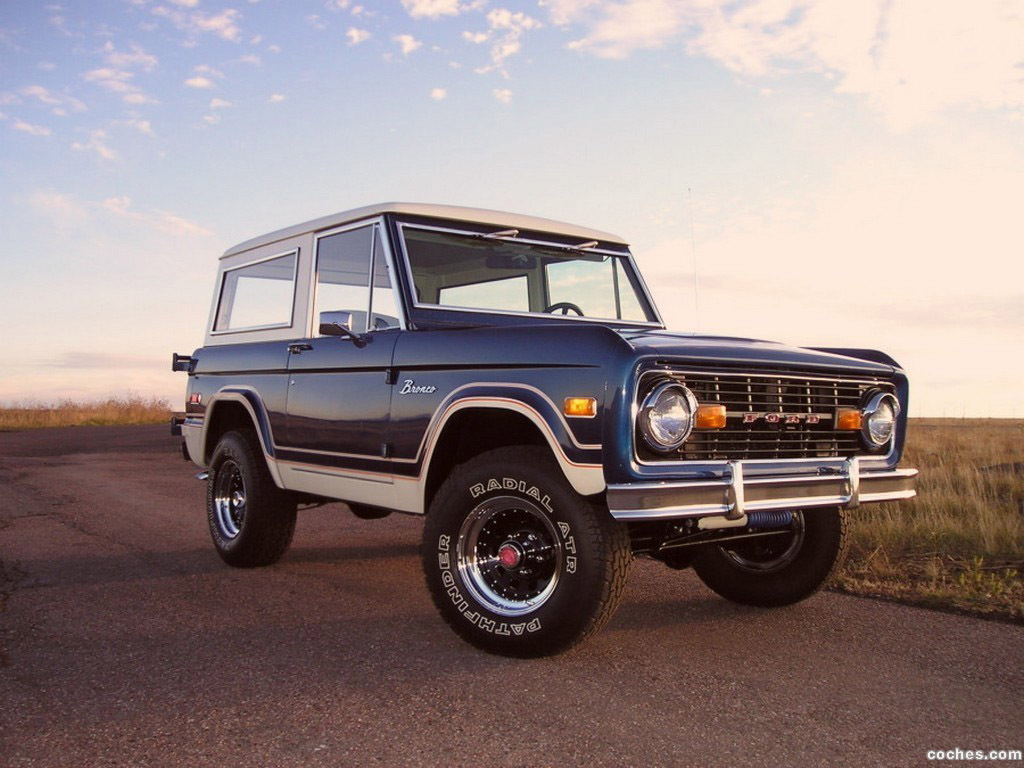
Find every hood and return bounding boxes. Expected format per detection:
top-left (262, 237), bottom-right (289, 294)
top-left (620, 329), bottom-right (895, 376)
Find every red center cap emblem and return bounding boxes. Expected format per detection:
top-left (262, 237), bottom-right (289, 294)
top-left (498, 544), bottom-right (521, 568)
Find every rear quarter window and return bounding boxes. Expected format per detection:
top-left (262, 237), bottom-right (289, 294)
top-left (213, 250), bottom-right (298, 332)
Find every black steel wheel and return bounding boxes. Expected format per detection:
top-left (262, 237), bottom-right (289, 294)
top-left (693, 507), bottom-right (848, 607)
top-left (423, 446), bottom-right (631, 657)
top-left (206, 430), bottom-right (297, 568)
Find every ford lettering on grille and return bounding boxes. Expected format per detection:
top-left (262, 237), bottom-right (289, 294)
top-left (741, 412), bottom-right (826, 424)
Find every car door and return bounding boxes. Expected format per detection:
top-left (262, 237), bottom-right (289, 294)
top-left (279, 222), bottom-right (400, 480)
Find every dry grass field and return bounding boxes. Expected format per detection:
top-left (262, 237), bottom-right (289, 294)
top-left (0, 395), bottom-right (171, 429)
top-left (838, 418), bottom-right (1024, 622)
top-left (1, 400), bottom-right (1020, 620)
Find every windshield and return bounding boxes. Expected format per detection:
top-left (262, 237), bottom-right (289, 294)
top-left (401, 226), bottom-right (656, 323)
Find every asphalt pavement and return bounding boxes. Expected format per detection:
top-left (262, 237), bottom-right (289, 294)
top-left (1, 425), bottom-right (1021, 767)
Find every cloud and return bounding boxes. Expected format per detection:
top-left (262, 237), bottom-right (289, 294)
top-left (184, 76), bottom-right (214, 89)
top-left (152, 6), bottom-right (243, 43)
top-left (123, 92), bottom-right (157, 105)
top-left (71, 130), bottom-right (117, 161)
top-left (41, 352), bottom-right (169, 370)
top-left (306, 14), bottom-right (328, 30)
top-left (269, 93), bottom-right (286, 103)
top-left (121, 117), bottom-right (156, 136)
top-left (326, 0), bottom-right (350, 10)
top-left (82, 66), bottom-right (155, 105)
top-left (561, 0), bottom-right (682, 59)
top-left (27, 190), bottom-right (90, 227)
top-left (20, 85), bottom-right (86, 116)
top-left (26, 190), bottom-right (214, 252)
top-left (346, 27), bottom-right (371, 44)
top-left (192, 9), bottom-right (243, 41)
top-left (468, 8), bottom-right (541, 73)
top-left (553, 0), bottom-right (1024, 128)
top-left (101, 196), bottom-right (213, 236)
top-left (493, 87), bottom-right (512, 103)
top-left (83, 67), bottom-right (134, 91)
top-left (209, 97), bottom-right (232, 108)
top-left (13, 119), bottom-right (52, 136)
top-left (23, 85), bottom-right (64, 106)
top-left (430, 87), bottom-right (447, 100)
top-left (401, 0), bottom-right (464, 19)
top-left (102, 42), bottom-right (157, 71)
top-left (394, 34), bottom-right (422, 55)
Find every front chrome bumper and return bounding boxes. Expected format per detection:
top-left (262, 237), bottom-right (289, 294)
top-left (607, 458), bottom-right (918, 522)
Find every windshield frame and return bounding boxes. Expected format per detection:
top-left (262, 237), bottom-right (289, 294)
top-left (395, 220), bottom-right (665, 329)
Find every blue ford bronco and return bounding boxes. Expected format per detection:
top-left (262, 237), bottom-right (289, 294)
top-left (172, 202), bottom-right (917, 657)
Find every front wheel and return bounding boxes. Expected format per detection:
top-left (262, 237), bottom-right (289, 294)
top-left (423, 447), bottom-right (631, 657)
top-left (693, 508), bottom-right (848, 607)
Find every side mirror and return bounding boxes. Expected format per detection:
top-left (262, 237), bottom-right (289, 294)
top-left (318, 311), bottom-right (367, 347)
top-left (319, 310), bottom-right (354, 332)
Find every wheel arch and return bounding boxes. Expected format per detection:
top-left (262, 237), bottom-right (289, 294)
top-left (201, 388), bottom-right (285, 488)
top-left (419, 401), bottom-right (605, 513)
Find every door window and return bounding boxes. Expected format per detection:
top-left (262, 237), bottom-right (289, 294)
top-left (315, 224), bottom-right (400, 334)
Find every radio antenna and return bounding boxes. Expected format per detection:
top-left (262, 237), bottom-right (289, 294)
top-left (688, 187), bottom-right (700, 332)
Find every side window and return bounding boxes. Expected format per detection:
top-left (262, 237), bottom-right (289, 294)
top-left (214, 251), bottom-right (297, 331)
top-left (315, 226), bottom-right (372, 334)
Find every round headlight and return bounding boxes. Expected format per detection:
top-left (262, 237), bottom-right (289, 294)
top-left (863, 392), bottom-right (900, 447)
top-left (639, 382), bottom-right (697, 452)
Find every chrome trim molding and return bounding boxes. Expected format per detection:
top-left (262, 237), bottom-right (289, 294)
top-left (606, 464), bottom-right (918, 521)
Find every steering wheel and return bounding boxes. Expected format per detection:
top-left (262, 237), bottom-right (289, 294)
top-left (544, 301), bottom-right (584, 316)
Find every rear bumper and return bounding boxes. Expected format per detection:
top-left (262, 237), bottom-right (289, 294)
top-left (607, 458), bottom-right (918, 522)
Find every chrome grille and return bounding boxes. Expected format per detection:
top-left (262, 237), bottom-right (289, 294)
top-left (636, 368), bottom-right (895, 462)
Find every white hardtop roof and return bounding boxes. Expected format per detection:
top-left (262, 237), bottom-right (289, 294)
top-left (221, 202), bottom-right (628, 258)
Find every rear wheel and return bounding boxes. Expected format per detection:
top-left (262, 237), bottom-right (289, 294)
top-left (207, 430), bottom-right (297, 567)
top-left (423, 447), bottom-right (631, 657)
top-left (693, 508), bottom-right (848, 607)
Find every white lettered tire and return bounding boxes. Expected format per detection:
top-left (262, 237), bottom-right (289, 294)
top-left (422, 447), bottom-right (631, 657)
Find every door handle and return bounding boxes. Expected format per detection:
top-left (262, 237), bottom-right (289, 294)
top-left (287, 343), bottom-right (313, 354)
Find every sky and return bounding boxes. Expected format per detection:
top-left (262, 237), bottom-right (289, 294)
top-left (1, 0), bottom-right (1022, 416)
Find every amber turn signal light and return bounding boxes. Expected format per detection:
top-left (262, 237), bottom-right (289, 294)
top-left (695, 404), bottom-right (727, 429)
top-left (836, 408), bottom-right (863, 430)
top-left (564, 397), bottom-right (597, 417)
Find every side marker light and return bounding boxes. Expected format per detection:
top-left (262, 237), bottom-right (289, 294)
top-left (564, 397), bottom-right (597, 418)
